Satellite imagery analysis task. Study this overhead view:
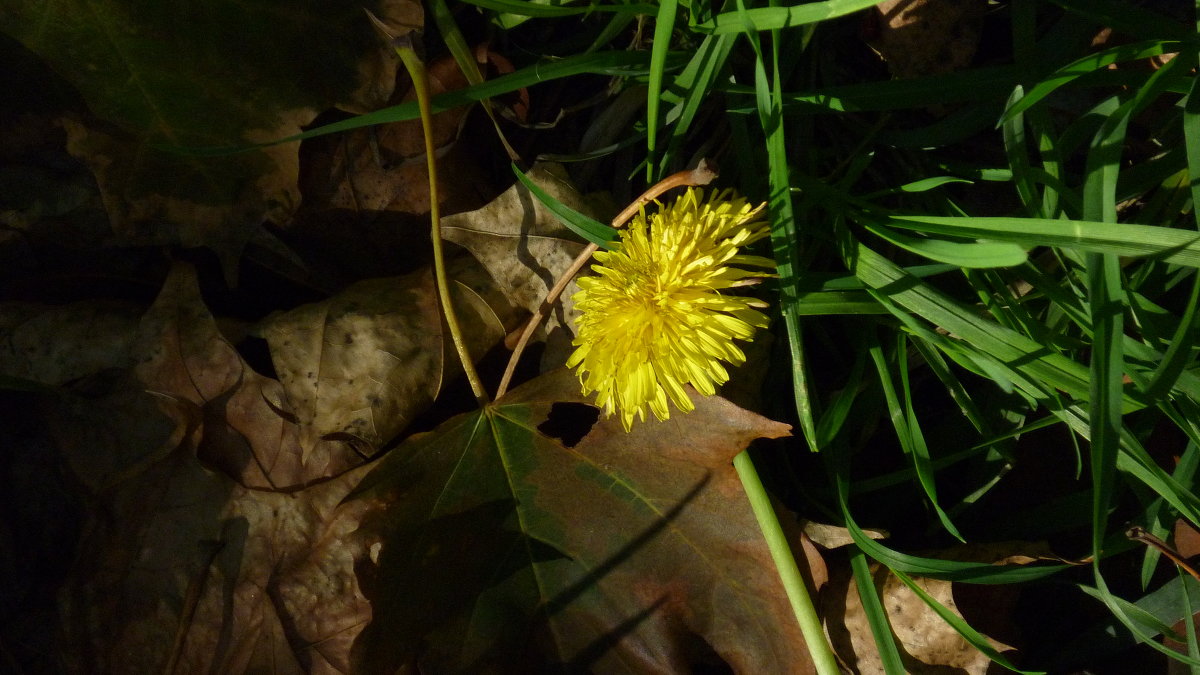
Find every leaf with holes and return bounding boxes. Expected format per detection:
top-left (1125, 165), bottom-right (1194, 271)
top-left (348, 368), bottom-right (811, 673)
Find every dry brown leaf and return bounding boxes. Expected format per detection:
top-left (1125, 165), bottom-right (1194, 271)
top-left (48, 264), bottom-right (386, 672)
top-left (1174, 518), bottom-right (1200, 559)
top-left (58, 441), bottom-right (375, 674)
top-left (0, 300), bottom-right (140, 386)
top-left (350, 368), bottom-right (813, 673)
top-left (6, 0), bottom-right (422, 280)
top-left (252, 259), bottom-right (518, 460)
top-left (301, 53), bottom-right (493, 219)
top-left (868, 0), bottom-right (986, 81)
top-left (825, 560), bottom-right (1018, 674)
top-left (441, 162), bottom-right (611, 360)
top-left (133, 263), bottom-right (367, 488)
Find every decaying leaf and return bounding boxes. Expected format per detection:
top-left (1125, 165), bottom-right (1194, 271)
top-left (803, 519), bottom-right (888, 550)
top-left (49, 264), bottom-right (384, 673)
top-left (349, 368), bottom-right (811, 673)
top-left (302, 53), bottom-right (490, 218)
top-left (3, 0), bottom-right (421, 277)
top-left (442, 162), bottom-right (613, 343)
top-left (867, 0), bottom-right (986, 81)
top-left (824, 556), bottom-right (1020, 674)
top-left (252, 259), bottom-right (518, 460)
top-left (57, 440), bottom-right (376, 674)
top-left (134, 263), bottom-right (369, 488)
top-left (0, 300), bottom-right (141, 386)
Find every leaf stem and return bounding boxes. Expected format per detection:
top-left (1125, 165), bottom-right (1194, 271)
top-left (494, 160), bottom-right (718, 398)
top-left (377, 16), bottom-right (489, 405)
top-left (732, 450), bottom-right (840, 675)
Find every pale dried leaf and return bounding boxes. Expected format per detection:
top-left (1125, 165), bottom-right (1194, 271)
top-left (252, 261), bottom-right (517, 459)
top-left (826, 560), bottom-right (1018, 674)
top-left (803, 519), bottom-right (888, 550)
top-left (134, 262), bottom-right (365, 488)
top-left (441, 162), bottom-right (612, 341)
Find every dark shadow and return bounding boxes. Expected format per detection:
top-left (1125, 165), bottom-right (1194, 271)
top-left (352, 499), bottom-right (567, 673)
top-left (208, 517), bottom-right (248, 675)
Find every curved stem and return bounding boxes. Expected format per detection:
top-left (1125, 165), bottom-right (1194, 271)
top-left (494, 160), bottom-right (719, 399)
top-left (378, 17), bottom-right (488, 405)
top-left (733, 450), bottom-right (840, 675)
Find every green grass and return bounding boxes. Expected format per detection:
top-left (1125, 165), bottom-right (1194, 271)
top-left (312, 0), bottom-right (1200, 669)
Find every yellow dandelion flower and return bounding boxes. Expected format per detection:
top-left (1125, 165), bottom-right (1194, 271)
top-left (566, 187), bottom-right (775, 431)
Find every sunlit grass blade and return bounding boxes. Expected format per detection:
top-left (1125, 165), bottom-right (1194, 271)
top-left (1085, 249), bottom-right (1124, 553)
top-left (459, 0), bottom-right (655, 18)
top-left (861, 221), bottom-right (1028, 268)
top-left (910, 337), bottom-right (1001, 455)
top-left (1002, 85), bottom-right (1042, 216)
top-left (1049, 407), bottom-right (1200, 524)
top-left (849, 548), bottom-right (905, 675)
top-left (1047, 574), bottom-right (1200, 669)
top-left (741, 65), bottom-right (1020, 114)
top-left (1184, 57), bottom-right (1200, 226)
top-left (815, 344), bottom-right (867, 448)
top-left (511, 164), bottom-right (617, 247)
top-left (696, 0), bottom-right (884, 34)
top-left (1143, 67), bottom-right (1200, 400)
top-left (1182, 570), bottom-right (1200, 672)
top-left (1142, 275), bottom-right (1200, 400)
top-left (1001, 40), bottom-right (1183, 123)
top-left (741, 6), bottom-right (818, 453)
top-left (428, 0), bottom-right (520, 160)
top-left (860, 176), bottom-right (973, 198)
top-left (645, 0), bottom-right (679, 180)
top-left (831, 460), bottom-right (1070, 583)
top-left (883, 215), bottom-right (1200, 267)
top-left (794, 289), bottom-right (888, 315)
top-left (1085, 574), bottom-right (1200, 667)
top-left (180, 51), bottom-right (676, 152)
top-left (840, 230), bottom-right (1104, 405)
top-left (657, 33), bottom-right (736, 175)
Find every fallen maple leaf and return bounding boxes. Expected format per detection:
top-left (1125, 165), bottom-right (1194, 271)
top-left (348, 368), bottom-right (812, 673)
top-left (824, 553), bottom-right (1022, 674)
top-left (0, 300), bottom-right (141, 386)
top-left (252, 258), bottom-right (519, 460)
top-left (47, 264), bottom-right (385, 673)
top-left (442, 162), bottom-right (612, 341)
top-left (2, 0), bottom-right (422, 279)
top-left (867, 0), bottom-right (985, 81)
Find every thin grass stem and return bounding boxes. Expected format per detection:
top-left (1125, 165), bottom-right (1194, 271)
top-left (370, 11), bottom-right (489, 405)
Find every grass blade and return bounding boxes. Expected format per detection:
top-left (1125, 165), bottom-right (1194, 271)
top-left (849, 547), bottom-right (906, 675)
top-left (511, 164), bottom-right (617, 247)
top-left (697, 0), bottom-right (884, 34)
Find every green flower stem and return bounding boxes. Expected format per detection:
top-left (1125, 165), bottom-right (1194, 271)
top-left (386, 28), bottom-right (488, 405)
top-left (733, 450), bottom-right (839, 675)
